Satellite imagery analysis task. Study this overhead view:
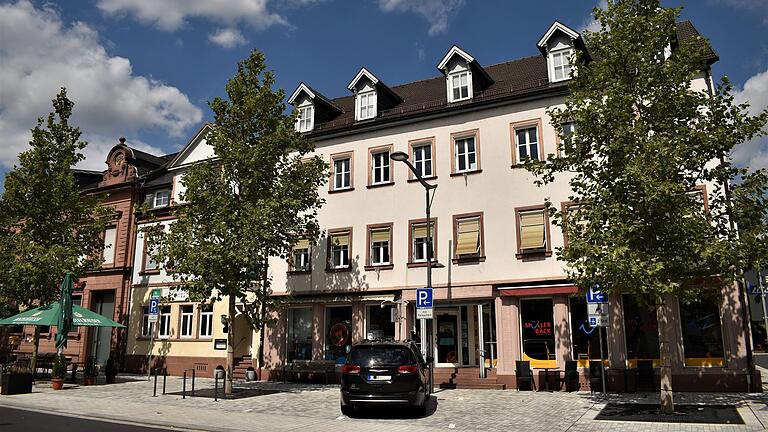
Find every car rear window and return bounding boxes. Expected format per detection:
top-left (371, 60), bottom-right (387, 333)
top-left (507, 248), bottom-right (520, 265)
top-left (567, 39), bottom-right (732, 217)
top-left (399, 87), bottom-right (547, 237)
top-left (349, 346), bottom-right (413, 366)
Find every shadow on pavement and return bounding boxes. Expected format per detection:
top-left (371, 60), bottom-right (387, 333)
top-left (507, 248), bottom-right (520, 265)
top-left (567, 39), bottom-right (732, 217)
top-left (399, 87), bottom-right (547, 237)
top-left (345, 396), bottom-right (438, 420)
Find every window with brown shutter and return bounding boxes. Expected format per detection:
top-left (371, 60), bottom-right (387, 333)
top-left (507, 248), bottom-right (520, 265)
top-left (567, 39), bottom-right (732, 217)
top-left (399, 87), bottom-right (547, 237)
top-left (515, 206), bottom-right (551, 258)
top-left (453, 213), bottom-right (484, 262)
top-left (290, 238), bottom-right (311, 272)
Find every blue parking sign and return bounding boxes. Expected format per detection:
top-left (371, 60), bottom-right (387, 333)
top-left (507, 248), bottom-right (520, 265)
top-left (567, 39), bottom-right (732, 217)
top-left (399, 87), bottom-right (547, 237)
top-left (587, 285), bottom-right (607, 303)
top-left (149, 298), bottom-right (159, 314)
top-left (416, 288), bottom-right (433, 308)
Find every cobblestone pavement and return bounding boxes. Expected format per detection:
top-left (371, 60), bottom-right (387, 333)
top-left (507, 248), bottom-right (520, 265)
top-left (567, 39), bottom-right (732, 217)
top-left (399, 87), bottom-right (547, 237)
top-left (1, 374), bottom-right (767, 432)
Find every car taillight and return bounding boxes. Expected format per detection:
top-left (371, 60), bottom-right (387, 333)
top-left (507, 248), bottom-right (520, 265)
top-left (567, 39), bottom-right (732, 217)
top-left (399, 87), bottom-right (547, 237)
top-left (342, 364), bottom-right (361, 374)
top-left (398, 365), bottom-right (418, 374)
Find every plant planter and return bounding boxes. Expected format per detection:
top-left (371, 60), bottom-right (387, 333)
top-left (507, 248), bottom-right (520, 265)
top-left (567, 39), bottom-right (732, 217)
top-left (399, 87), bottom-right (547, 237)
top-left (1, 373), bottom-right (33, 395)
top-left (83, 376), bottom-right (96, 386)
top-left (51, 378), bottom-right (64, 390)
top-left (105, 375), bottom-right (116, 384)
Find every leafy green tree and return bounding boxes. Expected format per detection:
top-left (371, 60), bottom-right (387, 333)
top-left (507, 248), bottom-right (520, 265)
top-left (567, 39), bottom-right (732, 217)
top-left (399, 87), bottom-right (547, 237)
top-left (0, 88), bottom-right (111, 373)
top-left (526, 0), bottom-right (768, 412)
top-left (145, 50), bottom-right (326, 394)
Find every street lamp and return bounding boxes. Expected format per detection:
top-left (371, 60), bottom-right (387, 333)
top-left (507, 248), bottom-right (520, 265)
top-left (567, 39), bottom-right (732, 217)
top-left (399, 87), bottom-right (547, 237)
top-left (390, 150), bottom-right (436, 393)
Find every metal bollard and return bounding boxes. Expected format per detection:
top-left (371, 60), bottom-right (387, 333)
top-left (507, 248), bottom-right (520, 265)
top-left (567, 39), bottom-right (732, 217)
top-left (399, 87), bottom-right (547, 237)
top-left (191, 369), bottom-right (195, 398)
top-left (153, 369), bottom-right (158, 397)
top-left (214, 372), bottom-right (218, 402)
top-left (182, 370), bottom-right (187, 399)
top-left (162, 369), bottom-right (167, 395)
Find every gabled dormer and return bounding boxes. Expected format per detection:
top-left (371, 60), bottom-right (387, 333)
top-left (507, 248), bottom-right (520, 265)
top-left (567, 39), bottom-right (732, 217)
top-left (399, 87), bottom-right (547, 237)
top-left (537, 21), bottom-right (589, 83)
top-left (437, 45), bottom-right (494, 104)
top-left (288, 82), bottom-right (343, 132)
top-left (347, 67), bottom-right (402, 122)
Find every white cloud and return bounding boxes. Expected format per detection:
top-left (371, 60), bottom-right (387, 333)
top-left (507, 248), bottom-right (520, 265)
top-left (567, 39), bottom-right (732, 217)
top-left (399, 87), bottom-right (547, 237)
top-left (0, 1), bottom-right (202, 170)
top-left (579, 0), bottom-right (608, 33)
top-left (377, 0), bottom-right (464, 36)
top-left (96, 0), bottom-right (286, 31)
top-left (209, 28), bottom-right (248, 48)
top-left (732, 68), bottom-right (768, 171)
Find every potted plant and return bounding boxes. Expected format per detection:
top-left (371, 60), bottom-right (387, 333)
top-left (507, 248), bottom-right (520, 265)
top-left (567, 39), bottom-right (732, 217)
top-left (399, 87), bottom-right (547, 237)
top-left (104, 353), bottom-right (118, 384)
top-left (245, 366), bottom-right (256, 382)
top-left (51, 353), bottom-right (67, 390)
top-left (1, 365), bottom-right (33, 395)
top-left (83, 355), bottom-right (98, 386)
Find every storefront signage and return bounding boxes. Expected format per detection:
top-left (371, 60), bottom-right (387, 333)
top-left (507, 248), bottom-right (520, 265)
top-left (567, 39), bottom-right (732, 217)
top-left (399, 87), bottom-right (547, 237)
top-left (523, 320), bottom-right (552, 335)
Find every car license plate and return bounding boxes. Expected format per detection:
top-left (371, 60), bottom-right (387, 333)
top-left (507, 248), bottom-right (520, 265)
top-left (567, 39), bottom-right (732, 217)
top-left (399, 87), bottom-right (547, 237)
top-left (368, 374), bottom-right (391, 381)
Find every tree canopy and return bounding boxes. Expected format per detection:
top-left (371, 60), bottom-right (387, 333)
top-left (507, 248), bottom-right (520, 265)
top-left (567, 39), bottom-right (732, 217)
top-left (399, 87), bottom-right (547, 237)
top-left (0, 88), bottom-right (110, 308)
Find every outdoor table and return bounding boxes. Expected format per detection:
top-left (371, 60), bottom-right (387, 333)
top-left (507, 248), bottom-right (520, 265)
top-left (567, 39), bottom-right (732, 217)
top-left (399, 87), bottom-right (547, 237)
top-left (540, 368), bottom-right (559, 392)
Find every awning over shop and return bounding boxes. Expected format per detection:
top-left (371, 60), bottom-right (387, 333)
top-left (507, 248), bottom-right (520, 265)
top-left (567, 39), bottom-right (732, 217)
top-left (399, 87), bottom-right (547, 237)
top-left (286, 293), bottom-right (396, 304)
top-left (498, 284), bottom-right (577, 297)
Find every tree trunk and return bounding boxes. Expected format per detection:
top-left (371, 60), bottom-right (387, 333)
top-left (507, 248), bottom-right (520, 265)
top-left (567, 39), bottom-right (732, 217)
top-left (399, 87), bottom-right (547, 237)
top-left (226, 294), bottom-right (235, 395)
top-left (30, 326), bottom-right (41, 378)
top-left (656, 299), bottom-right (674, 414)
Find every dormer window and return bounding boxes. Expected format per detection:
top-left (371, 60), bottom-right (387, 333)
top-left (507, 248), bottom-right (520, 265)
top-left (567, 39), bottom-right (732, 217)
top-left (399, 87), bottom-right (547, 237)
top-left (450, 71), bottom-right (471, 102)
top-left (357, 91), bottom-right (376, 121)
top-left (296, 105), bottom-right (314, 132)
top-left (146, 190), bottom-right (171, 209)
top-left (550, 49), bottom-right (573, 82)
top-left (537, 22), bottom-right (587, 84)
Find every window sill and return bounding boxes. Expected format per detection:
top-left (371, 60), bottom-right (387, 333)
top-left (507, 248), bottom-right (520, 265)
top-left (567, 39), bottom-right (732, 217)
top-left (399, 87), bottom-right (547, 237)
top-left (510, 162), bottom-right (541, 169)
top-left (287, 270), bottom-right (312, 276)
top-left (366, 182), bottom-right (394, 189)
top-left (329, 187), bottom-right (354, 194)
top-left (139, 269), bottom-right (161, 276)
top-left (325, 266), bottom-right (352, 273)
top-left (515, 251), bottom-right (552, 260)
top-left (452, 256), bottom-right (486, 264)
top-left (364, 264), bottom-right (394, 271)
top-left (450, 169), bottom-right (482, 177)
top-left (407, 176), bottom-right (437, 183)
top-left (406, 261), bottom-right (444, 268)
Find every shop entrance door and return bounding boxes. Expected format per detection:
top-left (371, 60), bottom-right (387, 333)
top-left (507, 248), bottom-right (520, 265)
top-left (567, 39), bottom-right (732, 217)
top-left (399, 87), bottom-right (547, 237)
top-left (434, 310), bottom-right (460, 367)
top-left (90, 291), bottom-right (115, 365)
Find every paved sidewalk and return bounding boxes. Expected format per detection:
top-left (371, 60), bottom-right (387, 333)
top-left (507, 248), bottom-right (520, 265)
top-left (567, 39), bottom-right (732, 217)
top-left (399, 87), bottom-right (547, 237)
top-left (0, 374), bottom-right (766, 431)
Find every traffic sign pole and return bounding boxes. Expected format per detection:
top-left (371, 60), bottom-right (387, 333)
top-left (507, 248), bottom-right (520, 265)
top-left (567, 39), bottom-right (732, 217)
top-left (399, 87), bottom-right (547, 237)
top-left (599, 326), bottom-right (606, 393)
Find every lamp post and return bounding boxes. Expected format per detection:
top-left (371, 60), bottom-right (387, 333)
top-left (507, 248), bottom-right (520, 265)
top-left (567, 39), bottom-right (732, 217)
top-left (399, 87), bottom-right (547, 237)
top-left (390, 150), bottom-right (436, 393)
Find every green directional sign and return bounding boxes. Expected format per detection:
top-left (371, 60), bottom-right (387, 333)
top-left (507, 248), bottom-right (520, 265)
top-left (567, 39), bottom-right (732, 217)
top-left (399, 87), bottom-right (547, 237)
top-left (150, 289), bottom-right (162, 299)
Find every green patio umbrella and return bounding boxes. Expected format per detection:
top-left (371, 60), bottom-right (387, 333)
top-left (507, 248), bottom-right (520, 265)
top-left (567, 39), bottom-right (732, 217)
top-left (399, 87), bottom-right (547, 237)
top-left (0, 303), bottom-right (125, 328)
top-left (55, 272), bottom-right (74, 351)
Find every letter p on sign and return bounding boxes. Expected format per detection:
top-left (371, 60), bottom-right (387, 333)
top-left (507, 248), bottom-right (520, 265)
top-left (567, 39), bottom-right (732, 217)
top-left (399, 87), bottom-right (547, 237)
top-left (416, 288), bottom-right (433, 308)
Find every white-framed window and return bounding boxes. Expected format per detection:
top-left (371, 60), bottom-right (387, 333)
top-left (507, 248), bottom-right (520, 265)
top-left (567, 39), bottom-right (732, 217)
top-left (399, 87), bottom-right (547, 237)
top-left (454, 216), bottom-right (482, 259)
top-left (153, 190), bottom-right (170, 208)
top-left (449, 71), bottom-right (471, 102)
top-left (144, 240), bottom-right (159, 271)
top-left (369, 227), bottom-right (391, 266)
top-left (180, 305), bottom-right (194, 338)
top-left (296, 105), bottom-right (314, 132)
top-left (158, 306), bottom-right (171, 339)
top-left (333, 157), bottom-right (351, 190)
top-left (357, 91), bottom-right (376, 120)
top-left (141, 306), bottom-right (153, 338)
top-left (550, 49), bottom-right (573, 82)
top-left (102, 226), bottom-right (117, 264)
top-left (515, 126), bottom-right (540, 162)
top-left (291, 239), bottom-right (311, 272)
top-left (329, 231), bottom-right (350, 269)
top-left (199, 305), bottom-right (213, 338)
top-left (371, 150), bottom-right (390, 185)
top-left (411, 221), bottom-right (435, 263)
top-left (412, 143), bottom-right (433, 178)
top-left (454, 136), bottom-right (477, 173)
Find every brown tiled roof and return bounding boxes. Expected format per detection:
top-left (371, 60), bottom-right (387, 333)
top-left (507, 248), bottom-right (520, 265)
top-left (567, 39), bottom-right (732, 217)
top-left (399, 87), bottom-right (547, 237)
top-left (306, 21), bottom-right (717, 138)
top-left (675, 20), bottom-right (719, 64)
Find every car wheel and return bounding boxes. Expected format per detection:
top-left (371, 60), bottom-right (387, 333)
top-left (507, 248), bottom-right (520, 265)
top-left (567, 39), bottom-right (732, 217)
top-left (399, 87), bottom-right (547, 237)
top-left (340, 403), bottom-right (355, 417)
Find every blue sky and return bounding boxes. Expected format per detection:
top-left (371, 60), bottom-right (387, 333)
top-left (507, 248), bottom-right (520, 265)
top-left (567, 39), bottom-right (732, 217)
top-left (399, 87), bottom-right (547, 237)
top-left (0, 0), bottom-right (767, 187)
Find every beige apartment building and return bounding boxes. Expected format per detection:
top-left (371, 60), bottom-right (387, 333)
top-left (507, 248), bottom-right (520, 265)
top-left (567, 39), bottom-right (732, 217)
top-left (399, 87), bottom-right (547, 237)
top-left (259, 20), bottom-right (757, 391)
top-left (124, 124), bottom-right (259, 378)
